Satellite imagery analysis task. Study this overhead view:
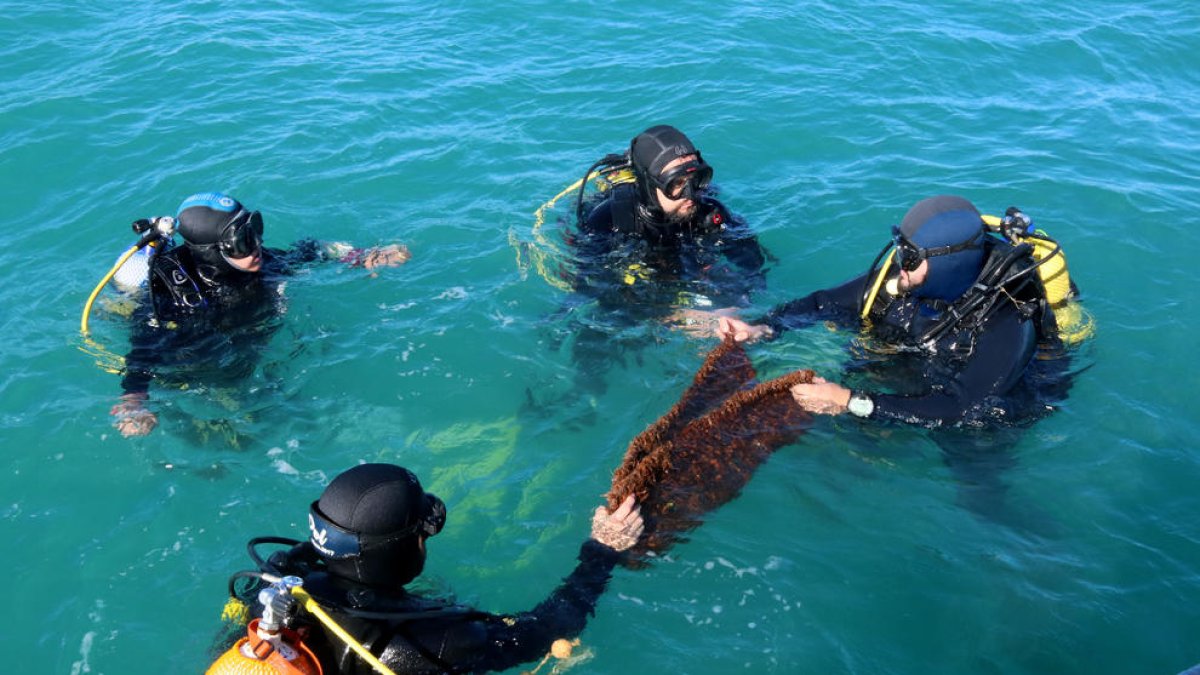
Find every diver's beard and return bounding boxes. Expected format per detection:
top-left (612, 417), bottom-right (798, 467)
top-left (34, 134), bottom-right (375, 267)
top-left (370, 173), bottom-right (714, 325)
top-left (662, 202), bottom-right (696, 225)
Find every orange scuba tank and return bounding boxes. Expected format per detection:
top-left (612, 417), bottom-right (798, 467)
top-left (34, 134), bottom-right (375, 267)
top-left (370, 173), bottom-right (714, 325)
top-left (206, 617), bottom-right (323, 675)
top-left (208, 576), bottom-right (323, 675)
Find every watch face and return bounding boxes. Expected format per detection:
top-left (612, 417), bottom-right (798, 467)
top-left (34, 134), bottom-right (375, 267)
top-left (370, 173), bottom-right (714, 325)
top-left (848, 394), bottom-right (874, 418)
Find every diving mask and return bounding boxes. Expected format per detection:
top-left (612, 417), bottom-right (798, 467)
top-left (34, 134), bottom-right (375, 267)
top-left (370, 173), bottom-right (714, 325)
top-left (219, 209), bottom-right (264, 259)
top-left (892, 225), bottom-right (982, 272)
top-left (652, 158), bottom-right (713, 201)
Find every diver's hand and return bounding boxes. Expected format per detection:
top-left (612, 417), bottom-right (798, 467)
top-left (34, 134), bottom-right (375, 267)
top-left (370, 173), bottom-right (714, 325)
top-left (669, 308), bottom-right (735, 338)
top-left (591, 495), bottom-right (644, 552)
top-left (361, 244), bottom-right (411, 271)
top-left (790, 376), bottom-right (851, 415)
top-left (717, 316), bottom-right (772, 343)
top-left (111, 394), bottom-right (158, 437)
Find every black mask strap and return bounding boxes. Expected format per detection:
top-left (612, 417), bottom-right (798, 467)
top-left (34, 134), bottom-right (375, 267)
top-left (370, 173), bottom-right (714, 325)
top-left (891, 226), bottom-right (982, 272)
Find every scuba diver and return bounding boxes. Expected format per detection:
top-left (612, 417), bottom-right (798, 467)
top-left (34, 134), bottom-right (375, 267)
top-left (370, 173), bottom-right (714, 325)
top-left (568, 124), bottom-right (768, 314)
top-left (715, 195), bottom-right (1090, 521)
top-left (210, 463), bottom-right (644, 674)
top-left (109, 192), bottom-right (410, 437)
top-left (553, 125), bottom-right (770, 397)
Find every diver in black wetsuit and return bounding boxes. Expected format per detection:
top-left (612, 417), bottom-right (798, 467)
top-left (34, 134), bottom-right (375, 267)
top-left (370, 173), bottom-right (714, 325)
top-left (215, 463), bottom-right (644, 675)
top-left (569, 124), bottom-right (768, 316)
top-left (720, 195), bottom-right (1077, 427)
top-left (111, 192), bottom-right (410, 437)
top-left (718, 195), bottom-right (1084, 523)
top-left (715, 194), bottom-right (1094, 521)
top-left (555, 126), bottom-right (769, 397)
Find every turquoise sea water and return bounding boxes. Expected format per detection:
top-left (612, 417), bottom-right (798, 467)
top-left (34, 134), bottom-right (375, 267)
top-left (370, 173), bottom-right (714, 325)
top-left (2, 1), bottom-right (1198, 672)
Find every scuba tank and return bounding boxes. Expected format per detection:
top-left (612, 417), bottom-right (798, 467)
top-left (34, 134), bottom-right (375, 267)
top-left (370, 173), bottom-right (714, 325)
top-left (516, 153), bottom-right (635, 293)
top-left (111, 217), bottom-right (175, 292)
top-left (80, 216), bottom-right (176, 335)
top-left (207, 576), bottom-right (324, 675)
top-left (212, 537), bottom-right (434, 675)
top-left (78, 215), bottom-right (179, 373)
top-left (573, 152), bottom-right (636, 226)
top-left (982, 207), bottom-right (1093, 345)
top-left (112, 245), bottom-right (157, 293)
top-left (985, 207), bottom-right (1072, 306)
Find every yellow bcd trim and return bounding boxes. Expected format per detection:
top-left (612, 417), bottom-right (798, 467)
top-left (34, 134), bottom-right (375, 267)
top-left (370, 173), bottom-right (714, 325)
top-left (596, 167), bottom-right (635, 190)
top-left (622, 263), bottom-right (652, 285)
top-left (1050, 300), bottom-right (1095, 346)
top-left (1028, 235), bottom-right (1071, 306)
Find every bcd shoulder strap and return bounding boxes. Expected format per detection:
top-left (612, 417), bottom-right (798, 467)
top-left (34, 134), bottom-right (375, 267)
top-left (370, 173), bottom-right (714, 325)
top-left (919, 237), bottom-right (1046, 347)
top-left (149, 249), bottom-right (207, 321)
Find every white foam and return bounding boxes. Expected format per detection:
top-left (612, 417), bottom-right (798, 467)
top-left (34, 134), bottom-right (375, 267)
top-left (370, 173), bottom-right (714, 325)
top-left (272, 459), bottom-right (300, 476)
top-left (69, 630), bottom-right (96, 675)
top-left (435, 286), bottom-right (468, 300)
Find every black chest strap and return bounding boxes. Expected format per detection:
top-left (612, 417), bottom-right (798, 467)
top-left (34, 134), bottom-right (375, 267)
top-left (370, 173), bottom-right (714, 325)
top-left (149, 249), bottom-right (207, 321)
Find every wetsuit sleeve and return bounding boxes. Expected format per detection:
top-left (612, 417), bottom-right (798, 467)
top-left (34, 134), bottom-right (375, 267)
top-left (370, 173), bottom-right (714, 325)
top-left (264, 239), bottom-right (336, 273)
top-left (381, 539), bottom-right (621, 673)
top-left (761, 273), bottom-right (869, 335)
top-left (118, 281), bottom-right (179, 397)
top-left (119, 310), bottom-right (159, 396)
top-left (271, 238), bottom-right (392, 273)
top-left (721, 233), bottom-right (767, 278)
top-left (471, 539), bottom-right (620, 668)
top-left (869, 307), bottom-right (1038, 425)
top-left (714, 206), bottom-right (765, 271)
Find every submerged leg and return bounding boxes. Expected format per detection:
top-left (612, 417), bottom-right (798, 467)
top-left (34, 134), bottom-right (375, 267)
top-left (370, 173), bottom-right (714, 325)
top-left (935, 427), bottom-right (1058, 536)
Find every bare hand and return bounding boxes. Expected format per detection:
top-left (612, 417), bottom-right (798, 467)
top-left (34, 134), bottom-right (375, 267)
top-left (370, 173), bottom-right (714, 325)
top-left (591, 495), bottom-right (644, 552)
top-left (111, 395), bottom-right (158, 437)
top-left (717, 316), bottom-right (772, 343)
top-left (790, 376), bottom-right (851, 415)
top-left (362, 244), bottom-right (412, 272)
top-left (668, 308), bottom-right (735, 338)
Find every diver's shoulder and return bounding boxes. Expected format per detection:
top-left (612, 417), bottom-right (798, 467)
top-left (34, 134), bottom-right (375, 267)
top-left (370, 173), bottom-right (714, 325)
top-left (257, 246), bottom-right (299, 275)
top-left (580, 196), bottom-right (619, 233)
top-left (150, 244), bottom-right (188, 269)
